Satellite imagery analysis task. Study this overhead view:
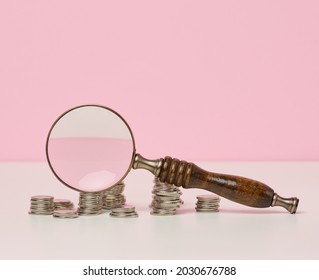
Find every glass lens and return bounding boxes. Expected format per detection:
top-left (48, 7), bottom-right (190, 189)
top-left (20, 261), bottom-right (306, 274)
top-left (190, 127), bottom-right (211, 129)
top-left (46, 105), bottom-right (135, 192)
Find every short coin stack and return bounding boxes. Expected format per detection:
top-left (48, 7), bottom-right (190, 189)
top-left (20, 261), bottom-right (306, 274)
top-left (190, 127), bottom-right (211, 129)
top-left (54, 199), bottom-right (74, 210)
top-left (150, 177), bottom-right (183, 216)
top-left (78, 192), bottom-right (103, 215)
top-left (102, 182), bottom-right (126, 210)
top-left (196, 195), bottom-right (220, 212)
top-left (110, 204), bottom-right (138, 218)
top-left (29, 195), bottom-right (54, 215)
top-left (53, 209), bottom-right (79, 219)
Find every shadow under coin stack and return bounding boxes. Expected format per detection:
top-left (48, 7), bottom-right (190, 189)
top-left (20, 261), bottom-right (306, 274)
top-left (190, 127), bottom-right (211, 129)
top-left (196, 195), bottom-right (220, 212)
top-left (102, 182), bottom-right (126, 210)
top-left (29, 195), bottom-right (54, 215)
top-left (78, 192), bottom-right (103, 215)
top-left (150, 177), bottom-right (183, 216)
top-left (110, 204), bottom-right (138, 218)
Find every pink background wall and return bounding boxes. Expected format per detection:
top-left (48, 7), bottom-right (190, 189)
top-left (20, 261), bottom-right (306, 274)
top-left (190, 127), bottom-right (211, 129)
top-left (1, 1), bottom-right (318, 161)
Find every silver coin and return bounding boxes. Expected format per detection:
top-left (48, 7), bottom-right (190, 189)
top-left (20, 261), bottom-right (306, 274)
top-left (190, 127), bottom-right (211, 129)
top-left (54, 198), bottom-right (71, 203)
top-left (102, 194), bottom-right (126, 209)
top-left (196, 204), bottom-right (219, 208)
top-left (104, 182), bottom-right (125, 193)
top-left (31, 200), bottom-right (54, 204)
top-left (29, 211), bottom-right (53, 215)
top-left (150, 177), bottom-right (183, 215)
top-left (196, 200), bottom-right (220, 203)
top-left (152, 198), bottom-right (180, 203)
top-left (54, 209), bottom-right (78, 216)
top-left (195, 194), bottom-right (221, 212)
top-left (53, 209), bottom-right (78, 218)
top-left (30, 202), bottom-right (54, 206)
top-left (196, 195), bottom-right (220, 201)
top-left (151, 203), bottom-right (180, 209)
top-left (196, 208), bottom-right (219, 212)
top-left (150, 210), bottom-right (176, 216)
top-left (31, 195), bottom-right (54, 201)
top-left (111, 205), bottom-right (135, 213)
top-left (196, 204), bottom-right (220, 208)
top-left (110, 211), bottom-right (136, 216)
top-left (80, 192), bottom-right (101, 196)
top-left (152, 201), bottom-right (181, 206)
top-left (29, 195), bottom-right (55, 215)
top-left (55, 205), bottom-right (74, 210)
top-left (78, 203), bottom-right (101, 207)
top-left (77, 210), bottom-right (102, 216)
top-left (29, 206), bottom-right (53, 210)
top-left (54, 209), bottom-right (77, 214)
top-left (154, 188), bottom-right (180, 193)
top-left (196, 207), bottom-right (220, 210)
top-left (109, 213), bottom-right (138, 218)
top-left (78, 191), bottom-right (104, 215)
top-left (78, 206), bottom-right (102, 209)
top-left (79, 199), bottom-right (101, 203)
top-left (196, 203), bottom-right (220, 207)
top-left (79, 196), bottom-right (101, 200)
top-left (30, 206), bottom-right (54, 209)
top-left (30, 203), bottom-right (54, 207)
top-left (109, 200), bottom-right (138, 217)
top-left (53, 215), bottom-right (78, 219)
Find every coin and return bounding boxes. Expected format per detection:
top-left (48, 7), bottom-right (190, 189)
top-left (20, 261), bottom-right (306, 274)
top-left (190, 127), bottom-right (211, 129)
top-left (109, 204), bottom-right (138, 218)
top-left (29, 195), bottom-right (54, 215)
top-left (195, 208), bottom-right (220, 212)
top-left (111, 205), bottom-right (135, 213)
top-left (109, 213), bottom-right (138, 218)
top-left (150, 177), bottom-right (183, 216)
top-left (31, 195), bottom-right (54, 201)
top-left (54, 199), bottom-right (74, 210)
top-left (102, 182), bottom-right (126, 210)
top-left (78, 192), bottom-right (103, 215)
top-left (151, 208), bottom-right (177, 216)
top-left (53, 209), bottom-right (79, 219)
top-left (196, 195), bottom-right (221, 212)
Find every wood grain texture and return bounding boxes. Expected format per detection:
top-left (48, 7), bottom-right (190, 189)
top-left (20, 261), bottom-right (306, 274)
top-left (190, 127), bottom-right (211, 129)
top-left (158, 156), bottom-right (275, 208)
top-left (186, 164), bottom-right (274, 208)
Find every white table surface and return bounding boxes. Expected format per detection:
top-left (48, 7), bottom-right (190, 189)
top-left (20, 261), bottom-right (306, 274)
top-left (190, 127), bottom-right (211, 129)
top-left (0, 161), bottom-right (318, 260)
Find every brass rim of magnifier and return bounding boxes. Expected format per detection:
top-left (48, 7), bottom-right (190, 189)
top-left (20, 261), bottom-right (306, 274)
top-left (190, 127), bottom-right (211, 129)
top-left (45, 104), bottom-right (136, 193)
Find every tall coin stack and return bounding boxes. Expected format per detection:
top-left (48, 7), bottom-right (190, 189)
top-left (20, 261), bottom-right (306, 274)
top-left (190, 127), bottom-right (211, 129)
top-left (102, 182), bottom-right (126, 210)
top-left (29, 195), bottom-right (54, 215)
top-left (150, 177), bottom-right (183, 215)
top-left (77, 192), bottom-right (103, 215)
top-left (196, 195), bottom-right (220, 212)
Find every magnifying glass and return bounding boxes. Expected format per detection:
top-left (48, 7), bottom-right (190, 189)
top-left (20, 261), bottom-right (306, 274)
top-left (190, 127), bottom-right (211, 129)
top-left (46, 105), bottom-right (299, 213)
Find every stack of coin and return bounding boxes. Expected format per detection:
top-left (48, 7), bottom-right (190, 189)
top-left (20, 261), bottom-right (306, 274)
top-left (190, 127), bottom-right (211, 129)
top-left (102, 182), bottom-right (126, 210)
top-left (77, 192), bottom-right (103, 215)
top-left (196, 195), bottom-right (220, 212)
top-left (54, 199), bottom-right (74, 210)
top-left (150, 177), bottom-right (183, 215)
top-left (110, 205), bottom-right (138, 218)
top-left (53, 209), bottom-right (79, 219)
top-left (29, 195), bottom-right (54, 215)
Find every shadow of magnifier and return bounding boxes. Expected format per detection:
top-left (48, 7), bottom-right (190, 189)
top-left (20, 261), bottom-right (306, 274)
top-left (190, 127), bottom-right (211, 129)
top-left (46, 105), bottom-right (299, 213)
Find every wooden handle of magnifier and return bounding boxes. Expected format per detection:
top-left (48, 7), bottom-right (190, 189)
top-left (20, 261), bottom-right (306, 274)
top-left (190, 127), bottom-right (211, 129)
top-left (133, 155), bottom-right (299, 213)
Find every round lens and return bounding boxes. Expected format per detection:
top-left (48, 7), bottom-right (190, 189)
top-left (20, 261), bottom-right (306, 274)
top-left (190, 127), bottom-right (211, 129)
top-left (46, 105), bottom-right (135, 192)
